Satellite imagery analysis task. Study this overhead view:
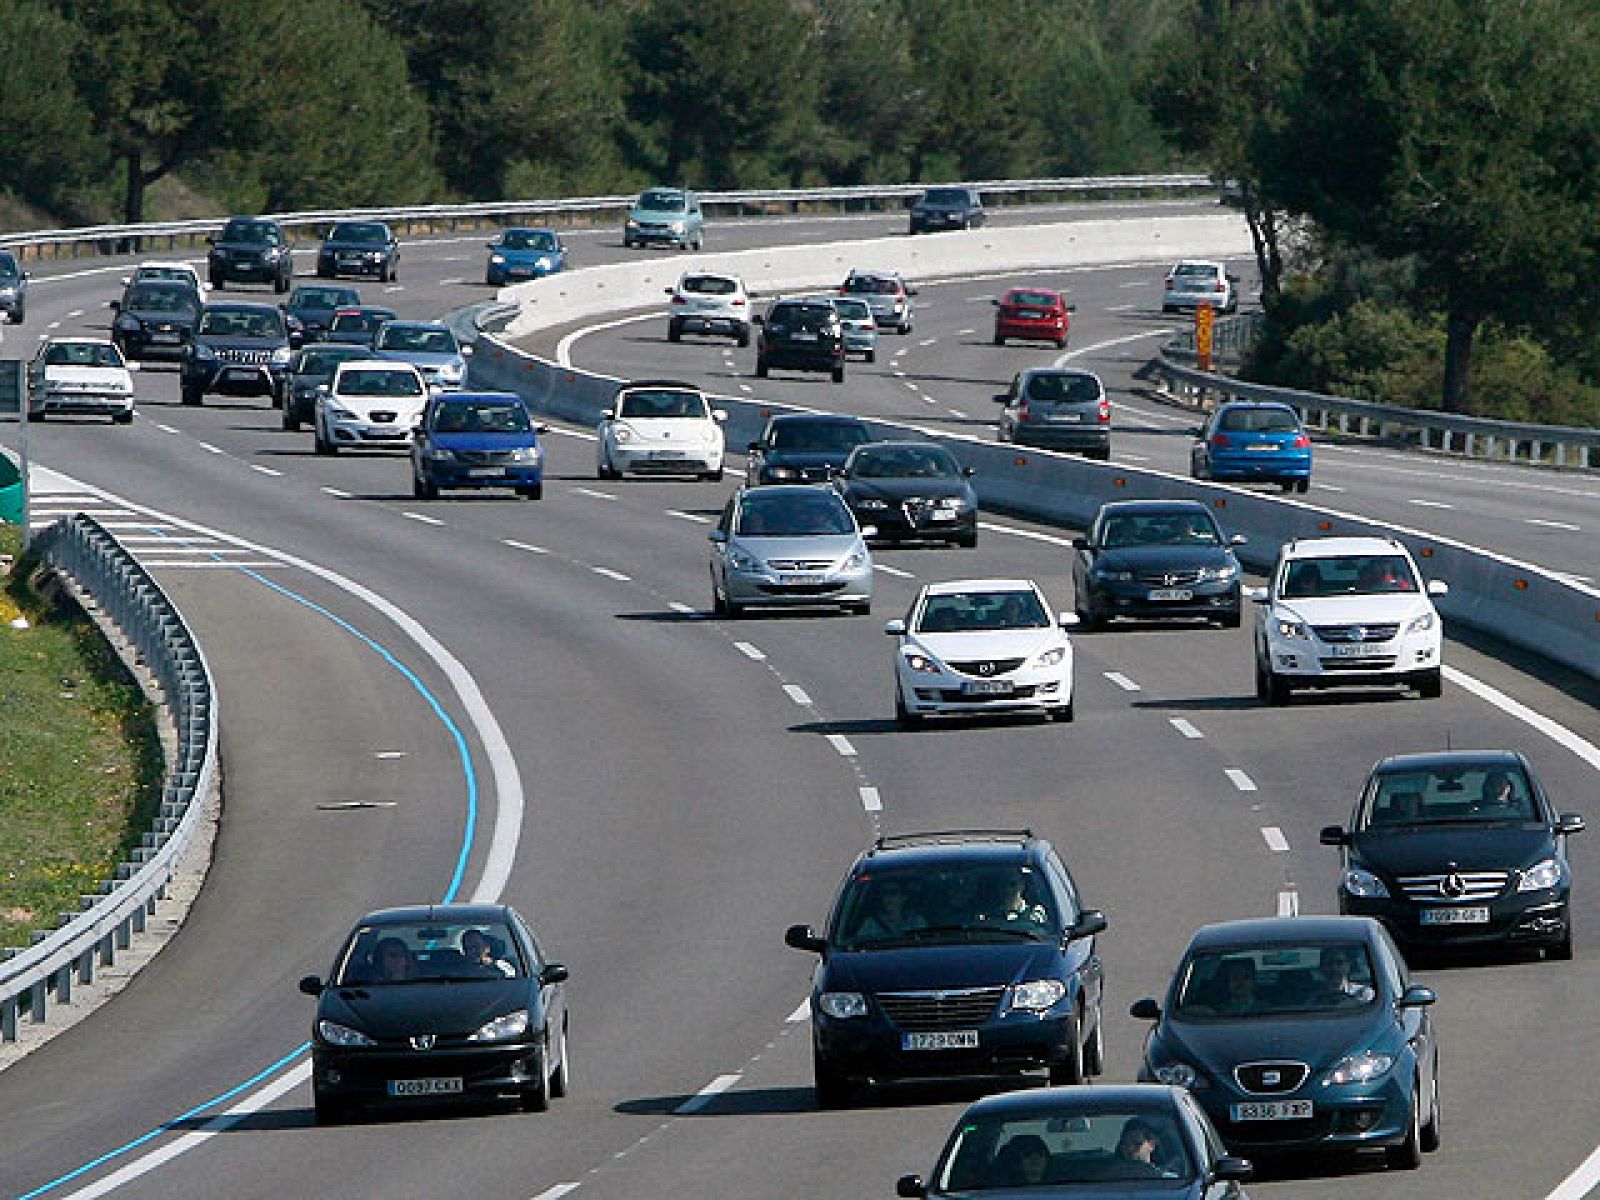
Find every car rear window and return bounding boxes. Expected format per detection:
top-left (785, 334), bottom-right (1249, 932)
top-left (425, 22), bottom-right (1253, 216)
top-left (1022, 373), bottom-right (1101, 405)
top-left (683, 275), bottom-right (737, 295)
top-left (1008, 291), bottom-right (1059, 308)
top-left (1173, 263), bottom-right (1220, 280)
top-left (1218, 406), bottom-right (1301, 433)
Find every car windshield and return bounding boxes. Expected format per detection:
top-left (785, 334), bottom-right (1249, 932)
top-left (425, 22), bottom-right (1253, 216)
top-left (916, 589), bottom-right (1050, 633)
top-left (683, 275), bottom-right (737, 295)
top-left (770, 421), bottom-right (869, 452)
top-left (1007, 290), bottom-right (1059, 308)
top-left (290, 287), bottom-right (357, 310)
top-left (1174, 943), bottom-right (1378, 1017)
top-left (0, 253), bottom-right (19, 278)
top-left (332, 920), bottom-right (526, 984)
top-left (223, 222), bottom-right (275, 244)
top-left (331, 311), bottom-right (390, 334)
top-left (1280, 554), bottom-right (1418, 598)
top-left (833, 865), bottom-right (1059, 951)
top-left (339, 368), bottom-right (422, 397)
top-left (1022, 373), bottom-right (1100, 405)
top-left (1363, 763), bottom-right (1538, 826)
top-left (133, 266), bottom-right (193, 284)
top-left (843, 275), bottom-right (899, 295)
top-left (503, 229), bottom-right (556, 251)
top-left (379, 326), bottom-right (457, 354)
top-left (125, 285), bottom-right (196, 313)
top-left (639, 189), bottom-right (686, 212)
top-left (921, 188), bottom-right (969, 207)
top-left (934, 1105), bottom-right (1194, 1190)
top-left (332, 223), bottom-right (388, 245)
top-left (617, 389), bottom-right (707, 419)
top-left (433, 402), bottom-right (531, 434)
top-left (44, 342), bottom-right (124, 368)
top-left (1174, 263), bottom-right (1220, 281)
top-left (833, 298), bottom-right (872, 321)
top-left (1217, 406), bottom-right (1301, 434)
top-left (1099, 511), bottom-right (1220, 548)
top-left (198, 309), bottom-right (284, 339)
top-left (849, 445), bottom-right (959, 479)
top-left (295, 347), bottom-right (365, 376)
top-left (735, 492), bottom-right (855, 537)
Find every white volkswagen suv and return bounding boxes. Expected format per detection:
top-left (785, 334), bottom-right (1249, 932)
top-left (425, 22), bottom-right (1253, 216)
top-left (1250, 536), bottom-right (1447, 705)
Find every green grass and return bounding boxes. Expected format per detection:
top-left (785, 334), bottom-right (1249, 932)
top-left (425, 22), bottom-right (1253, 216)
top-left (0, 526), bottom-right (164, 951)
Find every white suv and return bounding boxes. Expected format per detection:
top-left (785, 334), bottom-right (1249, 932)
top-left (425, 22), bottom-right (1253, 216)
top-left (1249, 536), bottom-right (1447, 704)
top-left (1162, 260), bottom-right (1238, 314)
top-left (665, 272), bottom-right (752, 346)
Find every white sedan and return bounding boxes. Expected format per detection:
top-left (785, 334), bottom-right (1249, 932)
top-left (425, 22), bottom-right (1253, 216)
top-left (27, 338), bottom-right (137, 424)
top-left (886, 579), bottom-right (1077, 727)
top-left (313, 360), bottom-right (428, 455)
top-left (597, 380), bottom-right (726, 480)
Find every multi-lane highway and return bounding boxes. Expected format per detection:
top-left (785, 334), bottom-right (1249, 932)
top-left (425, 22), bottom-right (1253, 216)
top-left (2, 202), bottom-right (1598, 1200)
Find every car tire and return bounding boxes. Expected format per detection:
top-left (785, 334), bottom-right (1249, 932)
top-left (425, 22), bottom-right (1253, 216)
top-left (1296, 478), bottom-right (1311, 494)
top-left (813, 1050), bottom-right (856, 1110)
top-left (1549, 922), bottom-right (1574, 961)
top-left (181, 383), bottom-right (202, 406)
top-left (1416, 669), bottom-right (1443, 699)
top-left (736, 327), bottom-right (750, 348)
top-left (25, 410), bottom-right (43, 423)
top-left (1048, 1013), bottom-right (1086, 1085)
top-left (597, 456), bottom-right (620, 481)
top-left (282, 410), bottom-right (300, 432)
top-left (209, 272), bottom-right (224, 290)
top-left (957, 530), bottom-right (977, 549)
top-left (1083, 1008), bottom-right (1104, 1076)
top-left (1090, 447), bottom-right (1111, 461)
top-left (865, 349), bottom-right (876, 363)
top-left (1385, 1083), bottom-right (1424, 1170)
top-left (831, 365), bottom-right (845, 384)
top-left (413, 472), bottom-right (437, 500)
top-left (316, 265), bottom-right (331, 279)
top-left (314, 426), bottom-right (335, 456)
top-left (1050, 699), bottom-right (1075, 723)
top-left (1220, 608), bottom-right (1242, 629)
top-left (994, 334), bottom-right (1006, 346)
top-left (844, 599), bottom-right (870, 616)
top-left (516, 484), bottom-right (542, 500)
top-left (520, 1059), bottom-right (551, 1112)
top-left (113, 411), bottom-right (133, 426)
top-left (549, 1021), bottom-right (570, 1099)
top-left (1267, 669), bottom-right (1292, 707)
top-left (312, 1091), bottom-right (349, 1126)
top-left (755, 357), bottom-right (769, 378)
top-left (1420, 1068), bottom-right (1441, 1152)
top-left (274, 271), bottom-right (289, 295)
top-left (667, 320), bottom-right (681, 343)
top-left (702, 467), bottom-right (723, 482)
top-left (1057, 335), bottom-right (1069, 349)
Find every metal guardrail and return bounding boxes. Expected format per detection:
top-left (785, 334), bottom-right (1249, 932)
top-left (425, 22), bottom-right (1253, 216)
top-left (0, 174), bottom-right (1214, 260)
top-left (0, 516), bottom-right (217, 1043)
top-left (1158, 318), bottom-right (1600, 471)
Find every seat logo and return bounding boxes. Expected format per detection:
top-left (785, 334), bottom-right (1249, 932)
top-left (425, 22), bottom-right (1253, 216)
top-left (1262, 1069), bottom-right (1281, 1086)
top-left (410, 1034), bottom-right (437, 1051)
top-left (977, 662), bottom-right (996, 676)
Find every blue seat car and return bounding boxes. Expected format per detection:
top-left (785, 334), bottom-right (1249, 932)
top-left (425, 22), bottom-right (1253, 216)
top-left (411, 391), bottom-right (547, 500)
top-left (1191, 401), bottom-right (1312, 493)
top-left (485, 227), bottom-right (568, 286)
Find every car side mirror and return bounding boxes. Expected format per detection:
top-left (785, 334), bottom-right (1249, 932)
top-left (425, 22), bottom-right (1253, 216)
top-left (785, 923), bottom-right (826, 953)
top-left (884, 619), bottom-right (907, 636)
top-left (708, 529), bottom-right (728, 545)
top-left (1070, 909), bottom-right (1107, 939)
top-left (1130, 997), bottom-right (1161, 1021)
top-left (1190, 426), bottom-right (1205, 437)
top-left (1559, 814), bottom-right (1586, 835)
top-left (990, 298), bottom-right (1000, 307)
top-left (859, 524), bottom-right (877, 539)
top-left (1066, 303), bottom-right (1077, 312)
top-left (1320, 825), bottom-right (1349, 846)
top-left (1211, 1156), bottom-right (1253, 1183)
top-left (298, 975), bottom-right (324, 996)
top-left (109, 300), bottom-right (121, 313)
top-left (540, 963), bottom-right (570, 985)
top-left (1072, 536), bottom-right (1089, 550)
top-left (1399, 984), bottom-right (1437, 1008)
top-left (601, 408), bottom-right (615, 420)
top-left (1426, 579), bottom-right (1449, 597)
top-left (896, 1176), bottom-right (927, 1199)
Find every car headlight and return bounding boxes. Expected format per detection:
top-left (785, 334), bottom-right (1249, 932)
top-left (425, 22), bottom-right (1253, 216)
top-left (326, 404), bottom-right (358, 421)
top-left (1341, 867), bottom-right (1389, 898)
top-left (1093, 568), bottom-right (1134, 583)
top-left (468, 1009), bottom-right (530, 1043)
top-left (1326, 1050), bottom-right (1394, 1085)
top-left (270, 346), bottom-right (292, 366)
top-left (626, 219), bottom-right (640, 231)
top-left (613, 425), bottom-right (634, 444)
top-left (535, 256), bottom-right (553, 269)
top-left (765, 466), bottom-right (801, 481)
top-left (842, 549), bottom-right (868, 571)
top-left (1519, 857), bottom-right (1564, 891)
top-left (440, 363), bottom-right (464, 382)
top-left (1152, 1062), bottom-right (1206, 1089)
top-left (1406, 612), bottom-right (1436, 634)
top-left (1274, 616), bottom-right (1308, 639)
top-left (193, 345), bottom-right (217, 361)
top-left (727, 547), bottom-right (762, 572)
top-left (817, 992), bottom-right (868, 1019)
top-left (427, 447), bottom-right (458, 462)
top-left (1034, 646), bottom-right (1067, 668)
top-left (1008, 979), bottom-right (1066, 1012)
top-left (700, 425), bottom-right (718, 444)
top-left (904, 651), bottom-right (942, 675)
top-left (1196, 564), bottom-right (1239, 582)
top-left (114, 315), bottom-right (141, 332)
top-left (509, 446), bottom-right (542, 464)
top-left (490, 254), bottom-right (506, 265)
top-left (669, 220), bottom-right (686, 233)
top-left (318, 1020), bottom-right (375, 1047)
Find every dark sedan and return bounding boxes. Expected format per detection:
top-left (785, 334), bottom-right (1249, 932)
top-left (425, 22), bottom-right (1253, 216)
top-left (324, 305), bottom-right (399, 349)
top-left (110, 280), bottom-right (200, 362)
top-left (834, 441), bottom-right (977, 547)
top-left (1072, 499), bottom-right (1244, 628)
top-left (317, 220), bottom-right (400, 281)
top-left (908, 186), bottom-right (986, 234)
top-left (298, 903), bottom-right (569, 1123)
top-left (747, 412), bottom-right (873, 484)
top-left (277, 343), bottom-right (370, 431)
top-left (283, 284), bottom-right (361, 342)
top-left (1134, 916), bottom-right (1440, 1171)
top-left (898, 1085), bottom-right (1252, 1199)
top-left (1322, 749), bottom-right (1583, 960)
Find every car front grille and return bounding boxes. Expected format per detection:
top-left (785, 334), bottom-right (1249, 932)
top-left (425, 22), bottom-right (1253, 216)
top-left (767, 558), bottom-right (835, 572)
top-left (1135, 569), bottom-right (1206, 586)
top-left (454, 449), bottom-right (521, 466)
top-left (877, 986), bottom-right (1005, 1030)
top-left (1317, 656), bottom-right (1399, 671)
top-left (1234, 1061), bottom-right (1310, 1094)
top-left (1398, 871), bottom-right (1509, 902)
top-left (948, 658), bottom-right (1026, 677)
top-left (1313, 623), bottom-right (1400, 643)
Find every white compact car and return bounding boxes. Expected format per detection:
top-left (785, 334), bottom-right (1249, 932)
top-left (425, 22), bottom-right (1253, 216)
top-left (121, 260), bottom-right (208, 296)
top-left (886, 579), bottom-right (1077, 727)
top-left (597, 379), bottom-right (726, 480)
top-left (1162, 260), bottom-right (1238, 314)
top-left (665, 272), bottom-right (752, 346)
top-left (313, 360), bottom-right (428, 454)
top-left (27, 337), bottom-right (137, 424)
top-left (1250, 535), bottom-right (1448, 704)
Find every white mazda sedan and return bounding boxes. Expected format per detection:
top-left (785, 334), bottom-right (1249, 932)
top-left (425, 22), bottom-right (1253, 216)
top-left (886, 579), bottom-right (1077, 728)
top-left (1248, 535), bottom-right (1447, 704)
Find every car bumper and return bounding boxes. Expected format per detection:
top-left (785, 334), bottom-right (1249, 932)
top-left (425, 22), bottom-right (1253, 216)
top-left (1342, 892), bottom-right (1570, 950)
top-left (1207, 455), bottom-right (1312, 481)
top-left (1195, 1075), bottom-right (1414, 1155)
top-left (814, 1009), bottom-right (1075, 1081)
top-left (996, 319), bottom-right (1067, 342)
top-left (489, 262), bottom-right (558, 283)
top-left (626, 227), bottom-right (694, 247)
top-left (421, 462), bottom-right (543, 490)
top-left (115, 331), bottom-right (190, 361)
top-left (1084, 579), bottom-right (1241, 622)
top-left (1262, 634), bottom-right (1441, 682)
top-left (320, 256), bottom-right (388, 277)
top-left (761, 347), bottom-right (844, 372)
top-left (326, 419), bottom-right (414, 449)
top-left (210, 259), bottom-right (283, 282)
top-left (190, 363), bottom-right (283, 397)
top-left (310, 1040), bottom-right (545, 1109)
top-left (722, 566), bottom-right (872, 609)
top-left (675, 314), bottom-right (747, 338)
top-left (610, 443), bottom-right (723, 475)
top-left (855, 505), bottom-right (975, 544)
top-left (842, 330), bottom-right (877, 354)
top-left (34, 394), bottom-right (134, 417)
top-left (909, 215), bottom-right (971, 233)
top-left (897, 663), bottom-right (1072, 718)
top-left (1009, 425), bottom-right (1110, 452)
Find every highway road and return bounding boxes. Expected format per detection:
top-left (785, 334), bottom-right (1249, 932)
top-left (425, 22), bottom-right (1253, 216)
top-left (2, 202), bottom-right (1598, 1200)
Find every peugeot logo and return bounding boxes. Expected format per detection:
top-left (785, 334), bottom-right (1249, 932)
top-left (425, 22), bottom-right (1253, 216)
top-left (1441, 873), bottom-right (1468, 899)
top-left (1164, 573), bottom-right (1180, 586)
top-left (410, 1034), bottom-right (437, 1051)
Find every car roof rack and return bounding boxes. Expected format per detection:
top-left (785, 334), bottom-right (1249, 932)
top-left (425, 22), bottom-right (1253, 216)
top-left (872, 828), bottom-right (1035, 852)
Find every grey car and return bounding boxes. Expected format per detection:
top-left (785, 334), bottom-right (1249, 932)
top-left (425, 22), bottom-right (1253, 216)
top-left (708, 484), bottom-right (874, 618)
top-left (372, 320), bottom-right (470, 391)
top-left (840, 270), bottom-right (916, 334)
top-left (0, 251), bottom-right (30, 323)
top-left (624, 187), bottom-right (704, 250)
top-left (830, 296), bottom-right (878, 362)
top-left (995, 368), bottom-right (1112, 459)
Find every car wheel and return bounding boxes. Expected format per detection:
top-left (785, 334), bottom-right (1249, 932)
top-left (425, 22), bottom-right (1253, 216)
top-left (1296, 478), bottom-right (1311, 494)
top-left (1254, 656), bottom-right (1271, 701)
top-left (25, 410), bottom-right (43, 423)
top-left (315, 265), bottom-right (330, 279)
top-left (520, 1058), bottom-right (551, 1112)
top-left (516, 484), bottom-right (542, 500)
top-left (994, 334), bottom-right (1006, 346)
top-left (312, 1091), bottom-right (349, 1126)
top-left (1050, 698), bottom-right (1075, 723)
top-left (314, 426), bottom-right (335, 456)
top-left (274, 271), bottom-right (289, 295)
top-left (701, 467), bottom-right (723, 482)
top-left (1057, 335), bottom-right (1069, 349)
top-left (668, 320), bottom-right (682, 343)
top-left (1220, 607), bottom-right (1242, 629)
top-left (1549, 923), bottom-right (1574, 961)
top-left (282, 410), bottom-right (300, 432)
top-left (1048, 1012), bottom-right (1086, 1085)
top-left (181, 384), bottom-right (202, 406)
top-left (736, 327), bottom-right (750, 348)
top-left (209, 273), bottom-right (225, 290)
top-left (957, 530), bottom-right (977, 549)
top-left (113, 411), bottom-right (133, 426)
top-left (1420, 1067), bottom-right (1440, 1152)
top-left (549, 1020), bottom-right (570, 1099)
top-left (831, 365), bottom-right (845, 384)
top-left (894, 688), bottom-right (923, 730)
top-left (1267, 669), bottom-right (1292, 707)
top-left (597, 451), bottom-right (620, 480)
top-left (813, 1049), bottom-right (856, 1110)
top-left (1385, 1083), bottom-right (1423, 1170)
top-left (865, 349), bottom-right (875, 363)
top-left (413, 472), bottom-right (437, 500)
top-left (1090, 447), bottom-right (1111, 461)
top-left (1416, 669), bottom-right (1443, 699)
top-left (755, 356), bottom-right (769, 378)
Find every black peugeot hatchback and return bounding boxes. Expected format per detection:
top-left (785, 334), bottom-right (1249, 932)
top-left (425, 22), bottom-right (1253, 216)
top-left (786, 829), bottom-right (1108, 1108)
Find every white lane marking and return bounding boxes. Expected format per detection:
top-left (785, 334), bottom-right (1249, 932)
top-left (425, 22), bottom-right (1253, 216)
top-left (592, 566), bottom-right (630, 582)
top-left (198, 442), bottom-right (222, 455)
top-left (784, 684), bottom-right (812, 705)
top-left (676, 1074), bottom-right (740, 1114)
top-left (924, 394), bottom-right (938, 404)
top-left (1550, 1146), bottom-right (1600, 1200)
top-left (893, 348), bottom-right (908, 358)
top-left (1103, 672), bottom-right (1140, 692)
top-left (1120, 281), bottom-right (1144, 289)
top-left (573, 487), bottom-right (616, 501)
top-left (917, 337), bottom-right (937, 347)
top-left (734, 641), bottom-right (765, 660)
top-left (1225, 768), bottom-right (1258, 792)
top-left (402, 512), bottom-right (444, 526)
top-left (739, 383), bottom-right (753, 393)
top-left (1445, 667), bottom-right (1600, 772)
top-left (1107, 303), bottom-right (1136, 312)
top-left (976, 520), bottom-right (1075, 548)
top-left (669, 601), bottom-right (699, 616)
top-left (666, 509), bottom-right (711, 524)
top-left (957, 327), bottom-right (976, 336)
top-left (860, 786), bottom-right (882, 812)
top-left (138, 560), bottom-right (283, 570)
top-left (902, 380), bottom-right (920, 392)
top-left (152, 423), bottom-right (178, 434)
top-left (827, 734), bottom-right (857, 757)
top-left (1526, 518), bottom-right (1581, 531)
top-left (374, 751), bottom-right (407, 759)
top-left (948, 408), bottom-right (968, 419)
top-left (892, 369), bottom-right (906, 377)
top-left (532, 1185), bottom-right (583, 1200)
top-left (1314, 483), bottom-right (1347, 493)
top-left (1169, 718), bottom-right (1204, 739)
top-left (320, 486), bottom-right (351, 498)
top-left (504, 539), bottom-right (547, 554)
top-left (1408, 499), bottom-right (1453, 509)
top-left (1261, 826), bottom-right (1290, 853)
top-left (1277, 889), bottom-right (1300, 917)
top-left (249, 465), bottom-right (282, 477)
top-left (67, 308), bottom-right (84, 318)
top-left (874, 563), bottom-right (914, 578)
top-left (787, 999), bottom-right (811, 1023)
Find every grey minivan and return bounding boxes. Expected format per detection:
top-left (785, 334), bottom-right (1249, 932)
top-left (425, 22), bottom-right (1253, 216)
top-left (624, 187), bottom-right (704, 250)
top-left (995, 368), bottom-right (1112, 460)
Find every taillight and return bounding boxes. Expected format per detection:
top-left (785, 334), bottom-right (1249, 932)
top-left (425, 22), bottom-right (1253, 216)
top-left (1098, 400), bottom-right (1111, 423)
top-left (1164, 279), bottom-right (1175, 291)
top-left (1293, 433), bottom-right (1311, 447)
top-left (732, 298), bottom-right (746, 307)
top-left (1211, 433), bottom-right (1231, 447)
top-left (1212, 282), bottom-right (1225, 293)
top-left (1017, 403), bottom-right (1031, 421)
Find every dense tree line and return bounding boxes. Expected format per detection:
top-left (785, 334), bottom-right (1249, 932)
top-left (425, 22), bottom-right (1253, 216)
top-left (3, 0), bottom-right (1598, 420)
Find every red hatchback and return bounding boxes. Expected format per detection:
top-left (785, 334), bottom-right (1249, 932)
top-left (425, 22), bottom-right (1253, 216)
top-left (993, 288), bottom-right (1073, 348)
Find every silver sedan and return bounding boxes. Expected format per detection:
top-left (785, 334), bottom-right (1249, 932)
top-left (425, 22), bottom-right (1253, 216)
top-left (708, 485), bottom-right (874, 617)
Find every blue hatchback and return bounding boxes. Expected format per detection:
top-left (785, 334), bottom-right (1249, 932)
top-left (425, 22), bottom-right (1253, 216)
top-left (1191, 401), bottom-right (1312, 493)
top-left (411, 391), bottom-right (547, 499)
top-left (485, 228), bottom-right (567, 286)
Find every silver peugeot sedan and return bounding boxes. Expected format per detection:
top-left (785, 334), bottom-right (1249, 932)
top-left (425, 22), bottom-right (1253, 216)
top-left (708, 484), bottom-right (874, 617)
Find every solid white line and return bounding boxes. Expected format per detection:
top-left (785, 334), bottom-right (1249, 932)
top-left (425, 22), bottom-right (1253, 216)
top-left (827, 734), bottom-right (857, 757)
top-left (1261, 826), bottom-right (1290, 853)
top-left (1444, 667), bottom-right (1600, 772)
top-left (592, 566), bottom-right (630, 582)
top-left (1277, 889), bottom-right (1300, 917)
top-left (531, 1185), bottom-right (583, 1200)
top-left (1103, 672), bottom-right (1140, 692)
top-left (248, 465), bottom-right (282, 477)
top-left (787, 999), bottom-right (811, 1023)
top-left (734, 641), bottom-right (765, 660)
top-left (666, 509), bottom-right (711, 524)
top-left (874, 563), bottom-right (914, 578)
top-left (320, 486), bottom-right (351, 498)
top-left (1169, 718), bottom-right (1204, 739)
top-left (504, 539), bottom-right (547, 555)
top-left (1225, 768), bottom-right (1258, 792)
top-left (784, 684), bottom-right (812, 705)
top-left (975, 520), bottom-right (1075, 547)
top-left (669, 601), bottom-right (699, 615)
top-left (572, 487), bottom-right (616, 501)
top-left (1408, 499), bottom-right (1453, 509)
top-left (676, 1073), bottom-right (740, 1114)
top-left (402, 512), bottom-right (444, 526)
top-left (139, 561), bottom-right (283, 570)
top-left (948, 408), bottom-right (968, 419)
top-left (860, 786), bottom-right (882, 812)
top-left (1526, 518), bottom-right (1581, 531)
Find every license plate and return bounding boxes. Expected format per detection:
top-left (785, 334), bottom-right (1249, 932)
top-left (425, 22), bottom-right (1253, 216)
top-left (649, 449), bottom-right (687, 459)
top-left (929, 510), bottom-right (957, 521)
top-left (465, 467), bottom-right (504, 478)
top-left (388, 1077), bottom-right (463, 1097)
top-left (790, 332), bottom-right (818, 341)
top-left (151, 332), bottom-right (180, 343)
top-left (963, 680), bottom-right (1014, 696)
top-left (1048, 412), bottom-right (1083, 422)
top-left (1247, 443), bottom-right (1277, 452)
top-left (1231, 1100), bottom-right (1312, 1122)
top-left (1421, 907), bottom-right (1490, 925)
top-left (902, 1030), bottom-right (979, 1051)
top-left (780, 574), bottom-right (827, 586)
top-left (1329, 643), bottom-right (1386, 657)
top-left (224, 368), bottom-right (258, 381)
top-left (1148, 589), bottom-right (1193, 601)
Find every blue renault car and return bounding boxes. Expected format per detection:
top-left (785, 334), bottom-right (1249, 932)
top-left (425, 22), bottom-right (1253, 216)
top-left (1191, 401), bottom-right (1313, 493)
top-left (411, 391), bottom-right (547, 499)
top-left (485, 227), bottom-right (568, 286)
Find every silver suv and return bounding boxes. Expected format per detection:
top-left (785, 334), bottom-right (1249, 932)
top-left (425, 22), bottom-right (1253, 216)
top-left (625, 187), bottom-right (704, 250)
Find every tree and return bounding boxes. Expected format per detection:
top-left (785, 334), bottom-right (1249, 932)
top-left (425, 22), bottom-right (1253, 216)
top-left (1259, 0), bottom-right (1600, 412)
top-left (0, 2), bottom-right (106, 217)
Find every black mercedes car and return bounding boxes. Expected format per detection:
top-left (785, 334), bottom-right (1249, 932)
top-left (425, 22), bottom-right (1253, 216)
top-left (317, 220), bottom-right (400, 281)
top-left (1322, 749), bottom-right (1584, 960)
top-left (283, 283), bottom-right (361, 342)
top-left (206, 215), bottom-right (294, 292)
top-left (786, 829), bottom-right (1107, 1108)
top-left (1133, 916), bottom-right (1440, 1170)
top-left (833, 440), bottom-right (977, 547)
top-left (298, 903), bottom-right (569, 1123)
top-left (181, 301), bottom-right (296, 406)
top-left (110, 280), bottom-right (201, 362)
top-left (277, 342), bottom-right (370, 431)
top-left (897, 1085), bottom-right (1252, 1199)
top-left (747, 412), bottom-right (873, 484)
top-left (753, 298), bottom-right (846, 383)
top-left (1072, 499), bottom-right (1244, 628)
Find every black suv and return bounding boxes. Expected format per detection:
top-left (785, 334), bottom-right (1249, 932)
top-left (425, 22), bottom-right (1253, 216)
top-left (786, 829), bottom-right (1108, 1107)
top-left (754, 298), bottom-right (846, 383)
top-left (746, 412), bottom-right (873, 484)
top-left (909, 186), bottom-right (987, 234)
top-left (317, 221), bottom-right (400, 281)
top-left (207, 216), bottom-right (294, 292)
top-left (181, 301), bottom-right (296, 406)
